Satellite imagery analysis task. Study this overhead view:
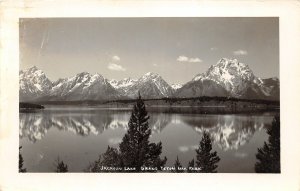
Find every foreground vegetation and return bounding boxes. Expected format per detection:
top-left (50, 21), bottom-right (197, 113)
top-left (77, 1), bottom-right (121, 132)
top-left (255, 115), bottom-right (280, 173)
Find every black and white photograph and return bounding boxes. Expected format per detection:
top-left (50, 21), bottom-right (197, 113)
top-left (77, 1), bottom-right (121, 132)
top-left (18, 17), bottom-right (280, 173)
top-left (1, 1), bottom-right (300, 191)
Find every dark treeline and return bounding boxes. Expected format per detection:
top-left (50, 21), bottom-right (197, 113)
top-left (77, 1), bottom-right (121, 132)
top-left (105, 96), bottom-right (279, 106)
top-left (28, 96), bottom-right (279, 106)
top-left (105, 96), bottom-right (279, 114)
top-left (19, 102), bottom-right (44, 109)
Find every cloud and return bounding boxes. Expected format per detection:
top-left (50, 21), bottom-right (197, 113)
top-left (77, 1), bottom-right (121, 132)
top-left (107, 63), bottom-right (126, 71)
top-left (177, 55), bottom-right (202, 63)
top-left (210, 47), bottom-right (218, 51)
top-left (189, 58), bottom-right (202, 63)
top-left (153, 63), bottom-right (158, 67)
top-left (177, 56), bottom-right (189, 62)
top-left (112, 55), bottom-right (120, 61)
top-left (233, 50), bottom-right (248, 56)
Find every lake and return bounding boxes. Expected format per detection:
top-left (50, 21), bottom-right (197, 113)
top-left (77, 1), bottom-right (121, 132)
top-left (19, 106), bottom-right (278, 173)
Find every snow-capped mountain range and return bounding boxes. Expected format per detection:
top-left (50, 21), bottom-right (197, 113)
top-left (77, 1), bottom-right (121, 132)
top-left (19, 58), bottom-right (279, 102)
top-left (108, 72), bottom-right (173, 99)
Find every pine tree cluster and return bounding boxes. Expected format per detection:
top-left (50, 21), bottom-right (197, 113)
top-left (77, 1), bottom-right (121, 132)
top-left (255, 115), bottom-right (280, 173)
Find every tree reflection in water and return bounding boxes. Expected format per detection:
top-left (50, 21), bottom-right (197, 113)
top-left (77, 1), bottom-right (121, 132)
top-left (20, 111), bottom-right (271, 152)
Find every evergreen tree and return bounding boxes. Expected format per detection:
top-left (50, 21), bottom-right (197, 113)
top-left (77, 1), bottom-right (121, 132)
top-left (119, 93), bottom-right (167, 172)
top-left (19, 146), bottom-right (26, 173)
top-left (101, 146), bottom-right (122, 167)
top-left (88, 156), bottom-right (102, 172)
top-left (187, 159), bottom-right (197, 173)
top-left (255, 115), bottom-right (280, 173)
top-left (172, 156), bottom-right (184, 173)
top-left (54, 157), bottom-right (68, 172)
top-left (195, 131), bottom-right (220, 173)
top-left (88, 146), bottom-right (122, 172)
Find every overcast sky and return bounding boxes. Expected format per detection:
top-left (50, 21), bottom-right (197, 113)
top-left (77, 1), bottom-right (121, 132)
top-left (20, 17), bottom-right (279, 84)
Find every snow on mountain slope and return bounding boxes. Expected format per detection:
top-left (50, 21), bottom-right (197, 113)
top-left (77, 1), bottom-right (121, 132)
top-left (19, 66), bottom-right (53, 101)
top-left (20, 60), bottom-right (279, 101)
top-left (177, 58), bottom-right (279, 100)
top-left (109, 78), bottom-right (138, 95)
top-left (50, 72), bottom-right (120, 101)
top-left (124, 72), bottom-right (173, 98)
top-left (108, 73), bottom-right (174, 98)
top-left (171, 84), bottom-right (182, 90)
top-left (20, 67), bottom-right (120, 101)
top-left (193, 58), bottom-right (255, 96)
top-left (257, 77), bottom-right (279, 98)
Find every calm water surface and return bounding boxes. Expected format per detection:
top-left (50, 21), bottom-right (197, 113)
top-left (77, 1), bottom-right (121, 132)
top-left (19, 106), bottom-right (277, 172)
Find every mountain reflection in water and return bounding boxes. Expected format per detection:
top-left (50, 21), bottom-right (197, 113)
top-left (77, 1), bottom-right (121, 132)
top-left (20, 109), bottom-right (273, 151)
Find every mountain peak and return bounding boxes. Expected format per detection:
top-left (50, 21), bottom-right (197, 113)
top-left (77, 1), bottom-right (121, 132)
top-left (76, 71), bottom-right (90, 76)
top-left (141, 72), bottom-right (160, 80)
top-left (25, 66), bottom-right (40, 73)
top-left (23, 66), bottom-right (46, 78)
top-left (219, 58), bottom-right (238, 64)
top-left (208, 58), bottom-right (254, 80)
top-left (144, 72), bottom-right (158, 76)
top-left (215, 58), bottom-right (249, 70)
top-left (93, 73), bottom-right (104, 79)
top-left (29, 65), bottom-right (39, 70)
top-left (19, 66), bottom-right (53, 101)
top-left (191, 58), bottom-right (257, 97)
